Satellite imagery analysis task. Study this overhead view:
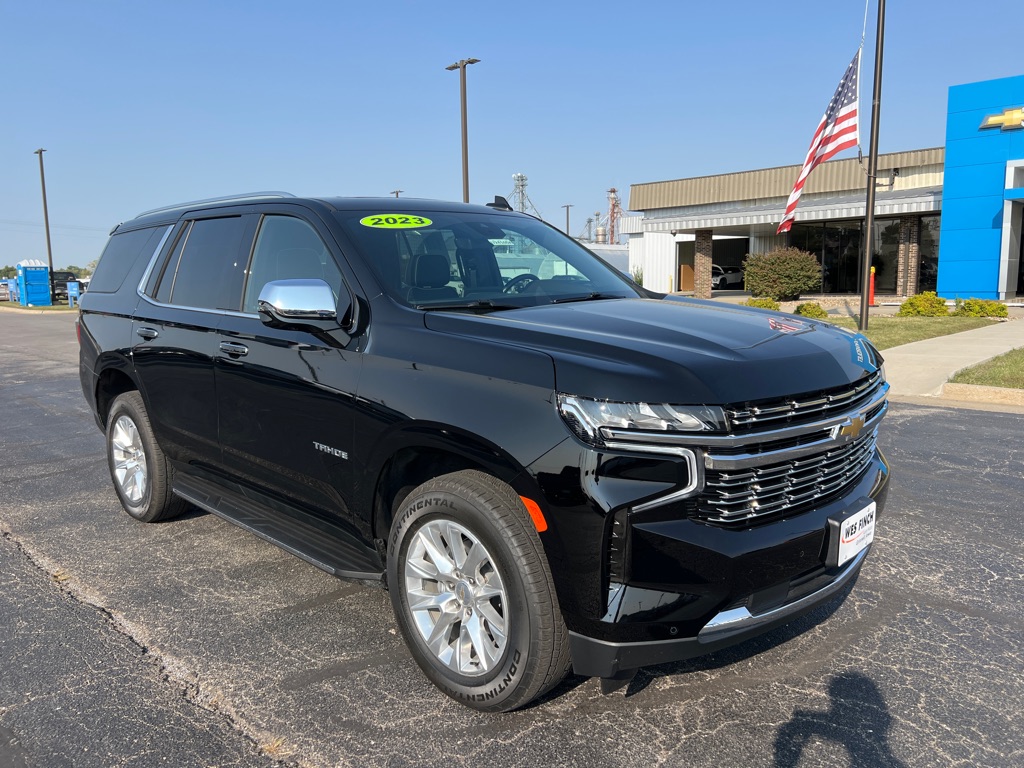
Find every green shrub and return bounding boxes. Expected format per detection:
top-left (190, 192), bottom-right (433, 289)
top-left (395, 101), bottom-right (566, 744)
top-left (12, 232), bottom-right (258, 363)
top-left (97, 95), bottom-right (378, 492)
top-left (953, 298), bottom-right (1008, 317)
top-left (630, 265), bottom-right (644, 287)
top-left (794, 301), bottom-right (829, 319)
top-left (741, 297), bottom-right (781, 311)
top-left (897, 291), bottom-right (949, 317)
top-left (742, 248), bottom-right (822, 301)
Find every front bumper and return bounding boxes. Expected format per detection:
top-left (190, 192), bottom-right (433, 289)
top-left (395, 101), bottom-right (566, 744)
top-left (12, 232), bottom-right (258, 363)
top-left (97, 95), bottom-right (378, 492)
top-left (565, 453), bottom-right (889, 678)
top-left (569, 547), bottom-right (869, 678)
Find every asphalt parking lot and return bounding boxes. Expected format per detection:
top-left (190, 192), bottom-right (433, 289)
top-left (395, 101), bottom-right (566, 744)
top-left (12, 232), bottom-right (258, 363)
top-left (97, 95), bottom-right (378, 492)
top-left (1, 308), bottom-right (1022, 768)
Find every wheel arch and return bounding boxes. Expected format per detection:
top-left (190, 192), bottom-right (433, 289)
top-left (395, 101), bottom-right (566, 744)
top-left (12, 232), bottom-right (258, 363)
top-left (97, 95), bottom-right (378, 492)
top-left (368, 424), bottom-right (533, 546)
top-left (94, 359), bottom-right (142, 427)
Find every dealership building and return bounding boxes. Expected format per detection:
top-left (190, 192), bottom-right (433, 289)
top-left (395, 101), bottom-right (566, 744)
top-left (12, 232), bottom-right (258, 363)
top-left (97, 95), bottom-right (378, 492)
top-left (623, 73), bottom-right (1024, 301)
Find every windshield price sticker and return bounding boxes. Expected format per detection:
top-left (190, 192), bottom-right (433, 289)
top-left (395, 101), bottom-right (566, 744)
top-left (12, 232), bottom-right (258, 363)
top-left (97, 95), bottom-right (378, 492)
top-left (838, 501), bottom-right (876, 566)
top-left (359, 214), bottom-right (432, 229)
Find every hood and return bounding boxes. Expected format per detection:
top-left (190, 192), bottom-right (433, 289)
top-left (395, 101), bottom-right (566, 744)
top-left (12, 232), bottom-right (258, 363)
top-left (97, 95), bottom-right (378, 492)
top-left (422, 297), bottom-right (881, 405)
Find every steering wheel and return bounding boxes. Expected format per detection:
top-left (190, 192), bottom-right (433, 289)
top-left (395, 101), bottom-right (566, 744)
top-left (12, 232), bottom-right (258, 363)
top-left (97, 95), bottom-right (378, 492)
top-left (503, 273), bottom-right (539, 294)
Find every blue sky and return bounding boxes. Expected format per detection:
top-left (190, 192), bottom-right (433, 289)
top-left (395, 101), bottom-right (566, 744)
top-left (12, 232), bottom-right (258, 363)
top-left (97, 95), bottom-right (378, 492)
top-left (2, 0), bottom-right (1021, 268)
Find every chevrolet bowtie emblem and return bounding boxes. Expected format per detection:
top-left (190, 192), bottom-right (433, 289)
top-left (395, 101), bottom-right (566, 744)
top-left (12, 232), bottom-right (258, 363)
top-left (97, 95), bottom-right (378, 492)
top-left (980, 107), bottom-right (1024, 131)
top-left (839, 417), bottom-right (865, 439)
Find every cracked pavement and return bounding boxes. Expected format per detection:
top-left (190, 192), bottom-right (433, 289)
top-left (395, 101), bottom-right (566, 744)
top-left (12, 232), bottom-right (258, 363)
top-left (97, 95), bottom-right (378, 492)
top-left (1, 309), bottom-right (1022, 767)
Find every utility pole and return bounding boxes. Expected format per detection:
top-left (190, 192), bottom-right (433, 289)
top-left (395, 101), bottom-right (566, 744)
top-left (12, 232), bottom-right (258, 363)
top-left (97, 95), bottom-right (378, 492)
top-left (859, 0), bottom-right (886, 331)
top-left (445, 58), bottom-right (480, 203)
top-left (562, 204), bottom-right (573, 235)
top-left (34, 149), bottom-right (54, 285)
top-left (391, 189), bottom-right (403, 198)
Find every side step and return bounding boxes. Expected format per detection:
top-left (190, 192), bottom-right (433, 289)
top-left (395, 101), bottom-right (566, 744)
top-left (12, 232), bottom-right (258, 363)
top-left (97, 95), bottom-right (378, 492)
top-left (173, 473), bottom-right (384, 585)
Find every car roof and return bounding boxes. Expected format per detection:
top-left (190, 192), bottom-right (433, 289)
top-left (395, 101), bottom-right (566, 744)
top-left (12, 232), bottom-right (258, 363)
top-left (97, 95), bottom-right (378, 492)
top-left (116, 194), bottom-right (522, 234)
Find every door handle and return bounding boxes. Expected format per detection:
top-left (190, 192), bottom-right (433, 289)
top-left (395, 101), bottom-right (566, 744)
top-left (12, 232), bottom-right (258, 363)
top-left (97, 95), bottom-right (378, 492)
top-left (219, 341), bottom-right (249, 357)
top-left (136, 327), bottom-right (159, 340)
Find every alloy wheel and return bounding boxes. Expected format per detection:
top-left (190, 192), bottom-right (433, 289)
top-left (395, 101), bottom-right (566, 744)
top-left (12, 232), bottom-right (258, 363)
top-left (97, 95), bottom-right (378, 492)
top-left (403, 519), bottom-right (509, 677)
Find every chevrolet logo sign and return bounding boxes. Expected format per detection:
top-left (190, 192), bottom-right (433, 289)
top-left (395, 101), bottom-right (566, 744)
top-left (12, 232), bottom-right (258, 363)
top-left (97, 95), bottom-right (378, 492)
top-left (833, 416), bottom-right (866, 440)
top-left (980, 107), bottom-right (1024, 131)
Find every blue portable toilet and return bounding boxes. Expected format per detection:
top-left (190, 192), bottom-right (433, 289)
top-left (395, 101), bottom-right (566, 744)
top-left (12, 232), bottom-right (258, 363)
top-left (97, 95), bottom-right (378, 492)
top-left (16, 259), bottom-right (52, 307)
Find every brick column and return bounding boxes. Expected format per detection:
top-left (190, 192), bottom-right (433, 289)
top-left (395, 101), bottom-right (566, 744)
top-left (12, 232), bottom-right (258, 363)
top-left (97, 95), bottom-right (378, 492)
top-left (695, 229), bottom-right (713, 299)
top-left (897, 216), bottom-right (921, 296)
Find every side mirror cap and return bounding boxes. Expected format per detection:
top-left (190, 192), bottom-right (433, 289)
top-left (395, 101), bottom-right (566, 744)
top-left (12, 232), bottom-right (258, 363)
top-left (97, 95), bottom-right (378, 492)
top-left (256, 279), bottom-right (350, 331)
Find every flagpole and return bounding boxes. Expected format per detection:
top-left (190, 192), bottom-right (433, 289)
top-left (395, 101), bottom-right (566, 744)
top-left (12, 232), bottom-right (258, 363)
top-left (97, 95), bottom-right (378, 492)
top-left (859, 0), bottom-right (885, 331)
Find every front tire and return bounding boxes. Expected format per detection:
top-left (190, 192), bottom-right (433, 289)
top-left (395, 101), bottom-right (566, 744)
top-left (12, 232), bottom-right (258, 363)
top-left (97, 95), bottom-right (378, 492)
top-left (105, 392), bottom-right (188, 523)
top-left (387, 470), bottom-right (570, 712)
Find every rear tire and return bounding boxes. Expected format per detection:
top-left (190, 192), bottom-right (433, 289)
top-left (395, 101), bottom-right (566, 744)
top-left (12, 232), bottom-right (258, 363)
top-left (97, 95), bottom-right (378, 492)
top-left (105, 392), bottom-right (188, 523)
top-left (387, 470), bottom-right (570, 712)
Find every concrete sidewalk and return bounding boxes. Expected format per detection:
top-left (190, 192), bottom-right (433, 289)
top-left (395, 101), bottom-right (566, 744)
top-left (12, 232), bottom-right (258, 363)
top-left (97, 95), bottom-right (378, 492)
top-left (881, 319), bottom-right (1024, 402)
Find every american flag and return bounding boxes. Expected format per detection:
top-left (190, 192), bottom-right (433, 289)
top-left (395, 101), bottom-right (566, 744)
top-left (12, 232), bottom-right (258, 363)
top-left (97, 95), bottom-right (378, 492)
top-left (777, 51), bottom-right (861, 235)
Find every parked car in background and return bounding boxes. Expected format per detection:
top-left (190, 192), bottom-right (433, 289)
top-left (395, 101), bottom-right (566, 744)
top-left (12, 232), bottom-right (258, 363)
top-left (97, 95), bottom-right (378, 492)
top-left (50, 271), bottom-right (82, 301)
top-left (712, 264), bottom-right (744, 290)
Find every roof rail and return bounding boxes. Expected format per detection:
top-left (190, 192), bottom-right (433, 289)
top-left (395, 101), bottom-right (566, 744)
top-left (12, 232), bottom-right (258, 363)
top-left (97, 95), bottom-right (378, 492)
top-left (134, 191), bottom-right (296, 219)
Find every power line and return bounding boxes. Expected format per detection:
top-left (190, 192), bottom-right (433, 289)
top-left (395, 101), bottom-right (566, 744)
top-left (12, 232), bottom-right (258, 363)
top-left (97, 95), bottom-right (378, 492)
top-left (0, 219), bottom-right (109, 233)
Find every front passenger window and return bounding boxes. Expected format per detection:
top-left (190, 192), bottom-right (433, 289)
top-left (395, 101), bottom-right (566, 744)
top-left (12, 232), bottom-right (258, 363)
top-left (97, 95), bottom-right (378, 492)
top-left (243, 216), bottom-right (344, 314)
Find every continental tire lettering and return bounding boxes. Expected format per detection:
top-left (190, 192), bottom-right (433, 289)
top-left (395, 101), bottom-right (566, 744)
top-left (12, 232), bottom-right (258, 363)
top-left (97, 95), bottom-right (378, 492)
top-left (457, 649), bottom-right (523, 702)
top-left (392, 497), bottom-right (454, 549)
top-left (414, 497), bottom-right (452, 512)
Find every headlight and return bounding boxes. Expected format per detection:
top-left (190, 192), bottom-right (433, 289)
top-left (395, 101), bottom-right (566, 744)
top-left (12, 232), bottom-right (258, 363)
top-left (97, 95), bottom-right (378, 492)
top-left (557, 393), bottom-right (726, 448)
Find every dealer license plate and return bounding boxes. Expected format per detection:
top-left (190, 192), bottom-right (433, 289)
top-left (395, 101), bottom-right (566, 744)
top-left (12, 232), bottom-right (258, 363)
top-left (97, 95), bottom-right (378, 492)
top-left (837, 501), bottom-right (876, 566)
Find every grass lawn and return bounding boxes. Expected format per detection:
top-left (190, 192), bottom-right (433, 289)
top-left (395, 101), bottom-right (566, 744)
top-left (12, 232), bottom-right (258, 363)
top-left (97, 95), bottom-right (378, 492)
top-left (950, 348), bottom-right (1024, 389)
top-left (826, 316), bottom-right (997, 350)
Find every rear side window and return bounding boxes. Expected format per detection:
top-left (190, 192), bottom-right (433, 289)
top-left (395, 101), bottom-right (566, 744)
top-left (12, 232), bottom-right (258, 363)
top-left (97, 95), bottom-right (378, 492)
top-left (88, 226), bottom-right (170, 293)
top-left (153, 217), bottom-right (249, 310)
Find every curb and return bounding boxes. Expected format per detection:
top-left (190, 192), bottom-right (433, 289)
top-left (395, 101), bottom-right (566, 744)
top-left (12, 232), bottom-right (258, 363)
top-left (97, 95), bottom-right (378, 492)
top-left (940, 382), bottom-right (1024, 407)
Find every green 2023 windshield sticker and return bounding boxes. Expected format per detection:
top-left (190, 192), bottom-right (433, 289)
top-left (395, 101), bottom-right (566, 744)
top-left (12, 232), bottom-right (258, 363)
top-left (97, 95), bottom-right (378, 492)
top-left (358, 214), bottom-right (433, 229)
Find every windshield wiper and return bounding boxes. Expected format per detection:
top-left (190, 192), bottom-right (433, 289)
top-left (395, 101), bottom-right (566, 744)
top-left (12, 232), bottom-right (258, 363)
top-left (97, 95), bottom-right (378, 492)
top-left (416, 300), bottom-right (521, 312)
top-left (551, 292), bottom-right (627, 304)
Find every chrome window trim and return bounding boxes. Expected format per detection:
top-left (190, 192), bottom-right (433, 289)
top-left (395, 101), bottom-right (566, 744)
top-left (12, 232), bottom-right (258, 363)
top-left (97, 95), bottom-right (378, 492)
top-left (131, 225), bottom-right (174, 299)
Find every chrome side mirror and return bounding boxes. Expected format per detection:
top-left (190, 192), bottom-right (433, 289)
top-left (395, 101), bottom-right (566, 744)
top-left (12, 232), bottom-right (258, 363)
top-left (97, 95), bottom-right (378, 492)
top-left (257, 279), bottom-right (349, 330)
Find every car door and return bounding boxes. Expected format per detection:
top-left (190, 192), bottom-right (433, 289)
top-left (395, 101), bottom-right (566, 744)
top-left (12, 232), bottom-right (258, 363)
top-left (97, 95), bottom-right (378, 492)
top-left (214, 212), bottom-right (364, 527)
top-left (131, 214), bottom-right (254, 466)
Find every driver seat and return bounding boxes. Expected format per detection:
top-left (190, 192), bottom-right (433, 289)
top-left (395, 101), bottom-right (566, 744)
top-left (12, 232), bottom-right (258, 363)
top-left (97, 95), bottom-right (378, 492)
top-left (406, 252), bottom-right (457, 303)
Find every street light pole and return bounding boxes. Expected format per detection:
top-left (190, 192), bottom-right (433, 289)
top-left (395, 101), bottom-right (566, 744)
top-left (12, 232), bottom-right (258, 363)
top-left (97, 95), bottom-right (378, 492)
top-left (445, 58), bottom-right (480, 203)
top-left (391, 189), bottom-right (403, 198)
top-left (33, 149), bottom-right (55, 283)
top-left (562, 204), bottom-right (573, 235)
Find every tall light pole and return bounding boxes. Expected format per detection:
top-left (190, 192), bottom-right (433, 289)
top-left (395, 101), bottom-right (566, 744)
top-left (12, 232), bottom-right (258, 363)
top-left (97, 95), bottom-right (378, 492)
top-left (391, 189), bottom-right (403, 198)
top-left (445, 57), bottom-right (480, 203)
top-left (34, 149), bottom-right (55, 283)
top-left (562, 204), bottom-right (573, 235)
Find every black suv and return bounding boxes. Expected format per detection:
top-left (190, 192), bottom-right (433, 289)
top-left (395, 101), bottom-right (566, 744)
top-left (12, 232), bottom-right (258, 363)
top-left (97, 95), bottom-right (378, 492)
top-left (79, 193), bottom-right (889, 711)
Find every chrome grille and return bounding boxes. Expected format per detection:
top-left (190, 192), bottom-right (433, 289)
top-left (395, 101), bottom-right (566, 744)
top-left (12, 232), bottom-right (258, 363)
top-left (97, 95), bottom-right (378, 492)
top-left (725, 371), bottom-right (883, 431)
top-left (698, 430), bottom-right (878, 525)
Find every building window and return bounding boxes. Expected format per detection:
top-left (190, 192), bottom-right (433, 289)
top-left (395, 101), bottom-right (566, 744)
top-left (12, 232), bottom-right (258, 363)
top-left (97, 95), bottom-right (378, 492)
top-left (871, 218), bottom-right (900, 294)
top-left (919, 216), bottom-right (940, 292)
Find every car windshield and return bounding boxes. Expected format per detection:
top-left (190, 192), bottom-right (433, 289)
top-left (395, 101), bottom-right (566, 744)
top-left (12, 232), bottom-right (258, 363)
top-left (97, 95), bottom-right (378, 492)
top-left (334, 209), bottom-right (639, 310)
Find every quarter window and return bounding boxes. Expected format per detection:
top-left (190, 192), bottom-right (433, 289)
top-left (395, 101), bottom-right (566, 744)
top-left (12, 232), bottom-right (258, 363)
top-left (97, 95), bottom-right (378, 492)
top-left (90, 226), bottom-right (170, 294)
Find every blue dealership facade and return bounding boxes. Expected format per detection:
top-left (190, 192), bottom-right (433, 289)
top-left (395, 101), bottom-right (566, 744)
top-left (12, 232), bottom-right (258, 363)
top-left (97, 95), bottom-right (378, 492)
top-left (938, 74), bottom-right (1024, 300)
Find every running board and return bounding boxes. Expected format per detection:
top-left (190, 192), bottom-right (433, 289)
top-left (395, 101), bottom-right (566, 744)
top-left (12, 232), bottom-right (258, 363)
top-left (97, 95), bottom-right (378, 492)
top-left (173, 474), bottom-right (384, 585)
